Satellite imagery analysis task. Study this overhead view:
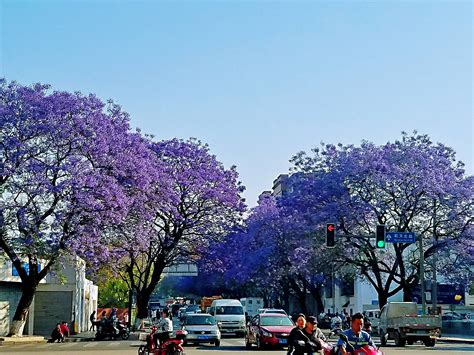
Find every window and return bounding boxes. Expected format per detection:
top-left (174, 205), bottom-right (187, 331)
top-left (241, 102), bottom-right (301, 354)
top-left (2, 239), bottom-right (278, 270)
top-left (340, 279), bottom-right (354, 297)
top-left (260, 316), bottom-right (294, 326)
top-left (216, 306), bottom-right (244, 315)
top-left (185, 316), bottom-right (216, 325)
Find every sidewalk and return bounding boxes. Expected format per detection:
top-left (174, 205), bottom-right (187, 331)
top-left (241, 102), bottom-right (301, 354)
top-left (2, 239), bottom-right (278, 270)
top-left (0, 336), bottom-right (46, 346)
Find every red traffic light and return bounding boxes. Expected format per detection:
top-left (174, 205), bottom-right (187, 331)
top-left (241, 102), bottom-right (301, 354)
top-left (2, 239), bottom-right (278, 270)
top-left (326, 223), bottom-right (335, 248)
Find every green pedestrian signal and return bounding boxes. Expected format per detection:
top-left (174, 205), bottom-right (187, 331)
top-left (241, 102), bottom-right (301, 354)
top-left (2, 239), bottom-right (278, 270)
top-left (376, 225), bottom-right (386, 249)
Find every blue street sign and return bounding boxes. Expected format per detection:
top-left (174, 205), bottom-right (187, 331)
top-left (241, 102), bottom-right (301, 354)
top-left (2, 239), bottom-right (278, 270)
top-left (12, 263), bottom-right (41, 276)
top-left (386, 232), bottom-right (416, 243)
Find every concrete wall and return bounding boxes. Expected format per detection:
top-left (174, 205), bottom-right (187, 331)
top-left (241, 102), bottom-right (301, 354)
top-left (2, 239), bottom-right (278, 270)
top-left (0, 283), bottom-right (24, 336)
top-left (0, 256), bottom-right (98, 336)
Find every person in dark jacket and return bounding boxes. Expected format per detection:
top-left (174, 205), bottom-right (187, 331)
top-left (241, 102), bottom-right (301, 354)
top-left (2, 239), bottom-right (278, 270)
top-left (303, 316), bottom-right (324, 355)
top-left (50, 323), bottom-right (64, 343)
top-left (287, 314), bottom-right (311, 355)
top-left (90, 311), bottom-right (96, 331)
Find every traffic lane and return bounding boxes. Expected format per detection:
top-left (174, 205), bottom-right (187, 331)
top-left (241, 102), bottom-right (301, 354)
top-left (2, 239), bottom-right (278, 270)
top-left (0, 339), bottom-right (472, 354)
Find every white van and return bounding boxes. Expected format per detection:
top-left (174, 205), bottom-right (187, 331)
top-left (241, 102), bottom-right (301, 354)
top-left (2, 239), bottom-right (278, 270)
top-left (209, 299), bottom-right (246, 336)
top-left (240, 298), bottom-right (263, 317)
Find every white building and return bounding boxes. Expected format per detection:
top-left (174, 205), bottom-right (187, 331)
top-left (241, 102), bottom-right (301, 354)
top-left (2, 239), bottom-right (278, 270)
top-left (0, 255), bottom-right (98, 336)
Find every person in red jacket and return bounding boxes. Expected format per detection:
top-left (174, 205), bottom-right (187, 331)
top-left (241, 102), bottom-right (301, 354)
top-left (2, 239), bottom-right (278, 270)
top-left (60, 321), bottom-right (70, 341)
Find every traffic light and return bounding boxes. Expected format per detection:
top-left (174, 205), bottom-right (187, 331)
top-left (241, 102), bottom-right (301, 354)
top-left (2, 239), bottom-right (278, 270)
top-left (326, 223), bottom-right (335, 248)
top-left (376, 225), bottom-right (386, 248)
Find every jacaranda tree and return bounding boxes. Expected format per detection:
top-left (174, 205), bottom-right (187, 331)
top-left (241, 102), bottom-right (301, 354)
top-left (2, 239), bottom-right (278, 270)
top-left (112, 138), bottom-right (246, 321)
top-left (0, 80), bottom-right (154, 335)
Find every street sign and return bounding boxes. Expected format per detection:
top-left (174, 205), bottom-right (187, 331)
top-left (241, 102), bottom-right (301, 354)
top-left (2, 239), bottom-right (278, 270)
top-left (386, 232), bottom-right (416, 243)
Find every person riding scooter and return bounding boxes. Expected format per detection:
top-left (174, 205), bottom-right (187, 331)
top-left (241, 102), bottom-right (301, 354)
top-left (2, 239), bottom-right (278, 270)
top-left (154, 308), bottom-right (173, 347)
top-left (337, 313), bottom-right (375, 355)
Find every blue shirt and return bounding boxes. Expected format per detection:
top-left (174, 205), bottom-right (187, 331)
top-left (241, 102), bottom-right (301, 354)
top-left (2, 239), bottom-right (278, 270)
top-left (337, 329), bottom-right (375, 351)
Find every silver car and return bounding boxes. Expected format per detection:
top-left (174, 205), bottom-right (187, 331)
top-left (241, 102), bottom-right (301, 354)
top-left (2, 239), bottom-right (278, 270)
top-left (182, 313), bottom-right (221, 347)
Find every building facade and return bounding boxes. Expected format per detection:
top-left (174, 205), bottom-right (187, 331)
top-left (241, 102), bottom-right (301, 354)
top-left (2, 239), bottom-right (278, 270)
top-left (0, 256), bottom-right (98, 336)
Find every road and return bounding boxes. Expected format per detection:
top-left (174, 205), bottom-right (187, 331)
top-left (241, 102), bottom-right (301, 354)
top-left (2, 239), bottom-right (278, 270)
top-left (0, 338), bottom-right (472, 354)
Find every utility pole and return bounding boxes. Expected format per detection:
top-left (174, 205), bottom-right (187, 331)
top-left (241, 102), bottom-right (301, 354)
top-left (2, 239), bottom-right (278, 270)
top-left (432, 199), bottom-right (438, 314)
top-left (419, 233), bottom-right (426, 315)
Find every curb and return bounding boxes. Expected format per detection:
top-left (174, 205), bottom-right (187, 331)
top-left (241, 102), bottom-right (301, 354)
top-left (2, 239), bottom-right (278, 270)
top-left (438, 337), bottom-right (474, 344)
top-left (0, 337), bottom-right (46, 346)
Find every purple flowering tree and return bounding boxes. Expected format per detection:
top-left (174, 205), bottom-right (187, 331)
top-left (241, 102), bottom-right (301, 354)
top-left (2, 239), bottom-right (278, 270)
top-left (0, 80), bottom-right (152, 335)
top-left (112, 139), bottom-right (246, 321)
top-left (289, 133), bottom-right (473, 307)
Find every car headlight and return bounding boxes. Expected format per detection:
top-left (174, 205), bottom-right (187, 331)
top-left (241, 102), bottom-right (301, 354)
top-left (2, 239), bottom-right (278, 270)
top-left (261, 330), bottom-right (272, 337)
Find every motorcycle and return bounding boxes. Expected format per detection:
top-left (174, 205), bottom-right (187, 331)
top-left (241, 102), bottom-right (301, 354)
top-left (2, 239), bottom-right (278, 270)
top-left (95, 320), bottom-right (130, 340)
top-left (138, 326), bottom-right (187, 355)
top-left (332, 333), bottom-right (383, 355)
top-left (363, 321), bottom-right (372, 335)
top-left (329, 322), bottom-right (343, 339)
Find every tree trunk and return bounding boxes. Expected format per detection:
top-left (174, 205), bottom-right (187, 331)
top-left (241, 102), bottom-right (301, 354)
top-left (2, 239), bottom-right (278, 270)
top-left (403, 284), bottom-right (414, 302)
top-left (307, 284), bottom-right (324, 314)
top-left (135, 291), bottom-right (151, 320)
top-left (378, 291), bottom-right (388, 309)
top-left (8, 281), bottom-right (37, 336)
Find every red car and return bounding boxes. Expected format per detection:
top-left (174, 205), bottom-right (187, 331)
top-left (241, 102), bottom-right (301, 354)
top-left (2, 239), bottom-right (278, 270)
top-left (245, 313), bottom-right (294, 349)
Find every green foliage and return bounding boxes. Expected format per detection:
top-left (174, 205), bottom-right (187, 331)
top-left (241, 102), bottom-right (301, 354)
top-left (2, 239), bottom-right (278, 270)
top-left (98, 278), bottom-right (129, 308)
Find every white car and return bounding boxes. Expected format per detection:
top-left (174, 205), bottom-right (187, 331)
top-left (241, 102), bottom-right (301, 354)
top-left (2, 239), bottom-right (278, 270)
top-left (182, 314), bottom-right (221, 346)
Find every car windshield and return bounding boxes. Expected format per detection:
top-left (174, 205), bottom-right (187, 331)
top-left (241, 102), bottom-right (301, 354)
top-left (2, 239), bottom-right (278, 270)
top-left (216, 306), bottom-right (244, 315)
top-left (186, 316), bottom-right (216, 325)
top-left (266, 310), bottom-right (286, 314)
top-left (260, 316), bottom-right (293, 326)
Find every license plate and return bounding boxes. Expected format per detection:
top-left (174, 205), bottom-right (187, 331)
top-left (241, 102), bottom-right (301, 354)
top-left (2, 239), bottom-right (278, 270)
top-left (198, 335), bottom-right (210, 340)
top-left (279, 339), bottom-right (287, 344)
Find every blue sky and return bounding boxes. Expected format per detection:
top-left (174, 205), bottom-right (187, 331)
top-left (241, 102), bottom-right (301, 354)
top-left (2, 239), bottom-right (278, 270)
top-left (1, 0), bottom-right (472, 206)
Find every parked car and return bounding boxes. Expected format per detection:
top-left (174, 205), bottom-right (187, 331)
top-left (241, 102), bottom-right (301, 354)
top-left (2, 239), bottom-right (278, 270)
top-left (182, 313), bottom-right (221, 347)
top-left (442, 311), bottom-right (464, 321)
top-left (245, 313), bottom-right (294, 350)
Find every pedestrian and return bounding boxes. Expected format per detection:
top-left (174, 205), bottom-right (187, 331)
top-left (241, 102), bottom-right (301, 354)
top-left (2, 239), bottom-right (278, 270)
top-left (60, 321), bottom-right (70, 340)
top-left (50, 323), bottom-right (64, 343)
top-left (89, 310), bottom-right (96, 331)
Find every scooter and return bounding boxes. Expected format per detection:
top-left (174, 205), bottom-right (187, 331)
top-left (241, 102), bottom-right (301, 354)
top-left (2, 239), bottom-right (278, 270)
top-left (138, 326), bottom-right (187, 355)
top-left (329, 322), bottom-right (343, 339)
top-left (363, 321), bottom-right (372, 335)
top-left (95, 320), bottom-right (130, 340)
top-left (333, 333), bottom-right (384, 355)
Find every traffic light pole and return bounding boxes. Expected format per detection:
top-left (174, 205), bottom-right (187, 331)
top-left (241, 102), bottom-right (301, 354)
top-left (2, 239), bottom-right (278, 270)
top-left (419, 233), bottom-right (426, 315)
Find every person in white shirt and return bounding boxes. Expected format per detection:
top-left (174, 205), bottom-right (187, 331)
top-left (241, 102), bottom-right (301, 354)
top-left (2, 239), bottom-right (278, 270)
top-left (331, 313), bottom-right (342, 328)
top-left (154, 309), bottom-right (173, 347)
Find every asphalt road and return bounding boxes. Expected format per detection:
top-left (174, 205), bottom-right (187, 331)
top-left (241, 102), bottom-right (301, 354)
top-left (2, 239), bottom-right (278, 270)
top-left (0, 338), bottom-right (472, 355)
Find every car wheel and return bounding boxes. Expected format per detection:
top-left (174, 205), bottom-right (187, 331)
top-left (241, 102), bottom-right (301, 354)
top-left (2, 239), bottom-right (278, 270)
top-left (394, 331), bottom-right (406, 347)
top-left (380, 330), bottom-right (387, 346)
top-left (424, 338), bottom-right (436, 347)
top-left (215, 340), bottom-right (220, 347)
top-left (138, 345), bottom-right (149, 355)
